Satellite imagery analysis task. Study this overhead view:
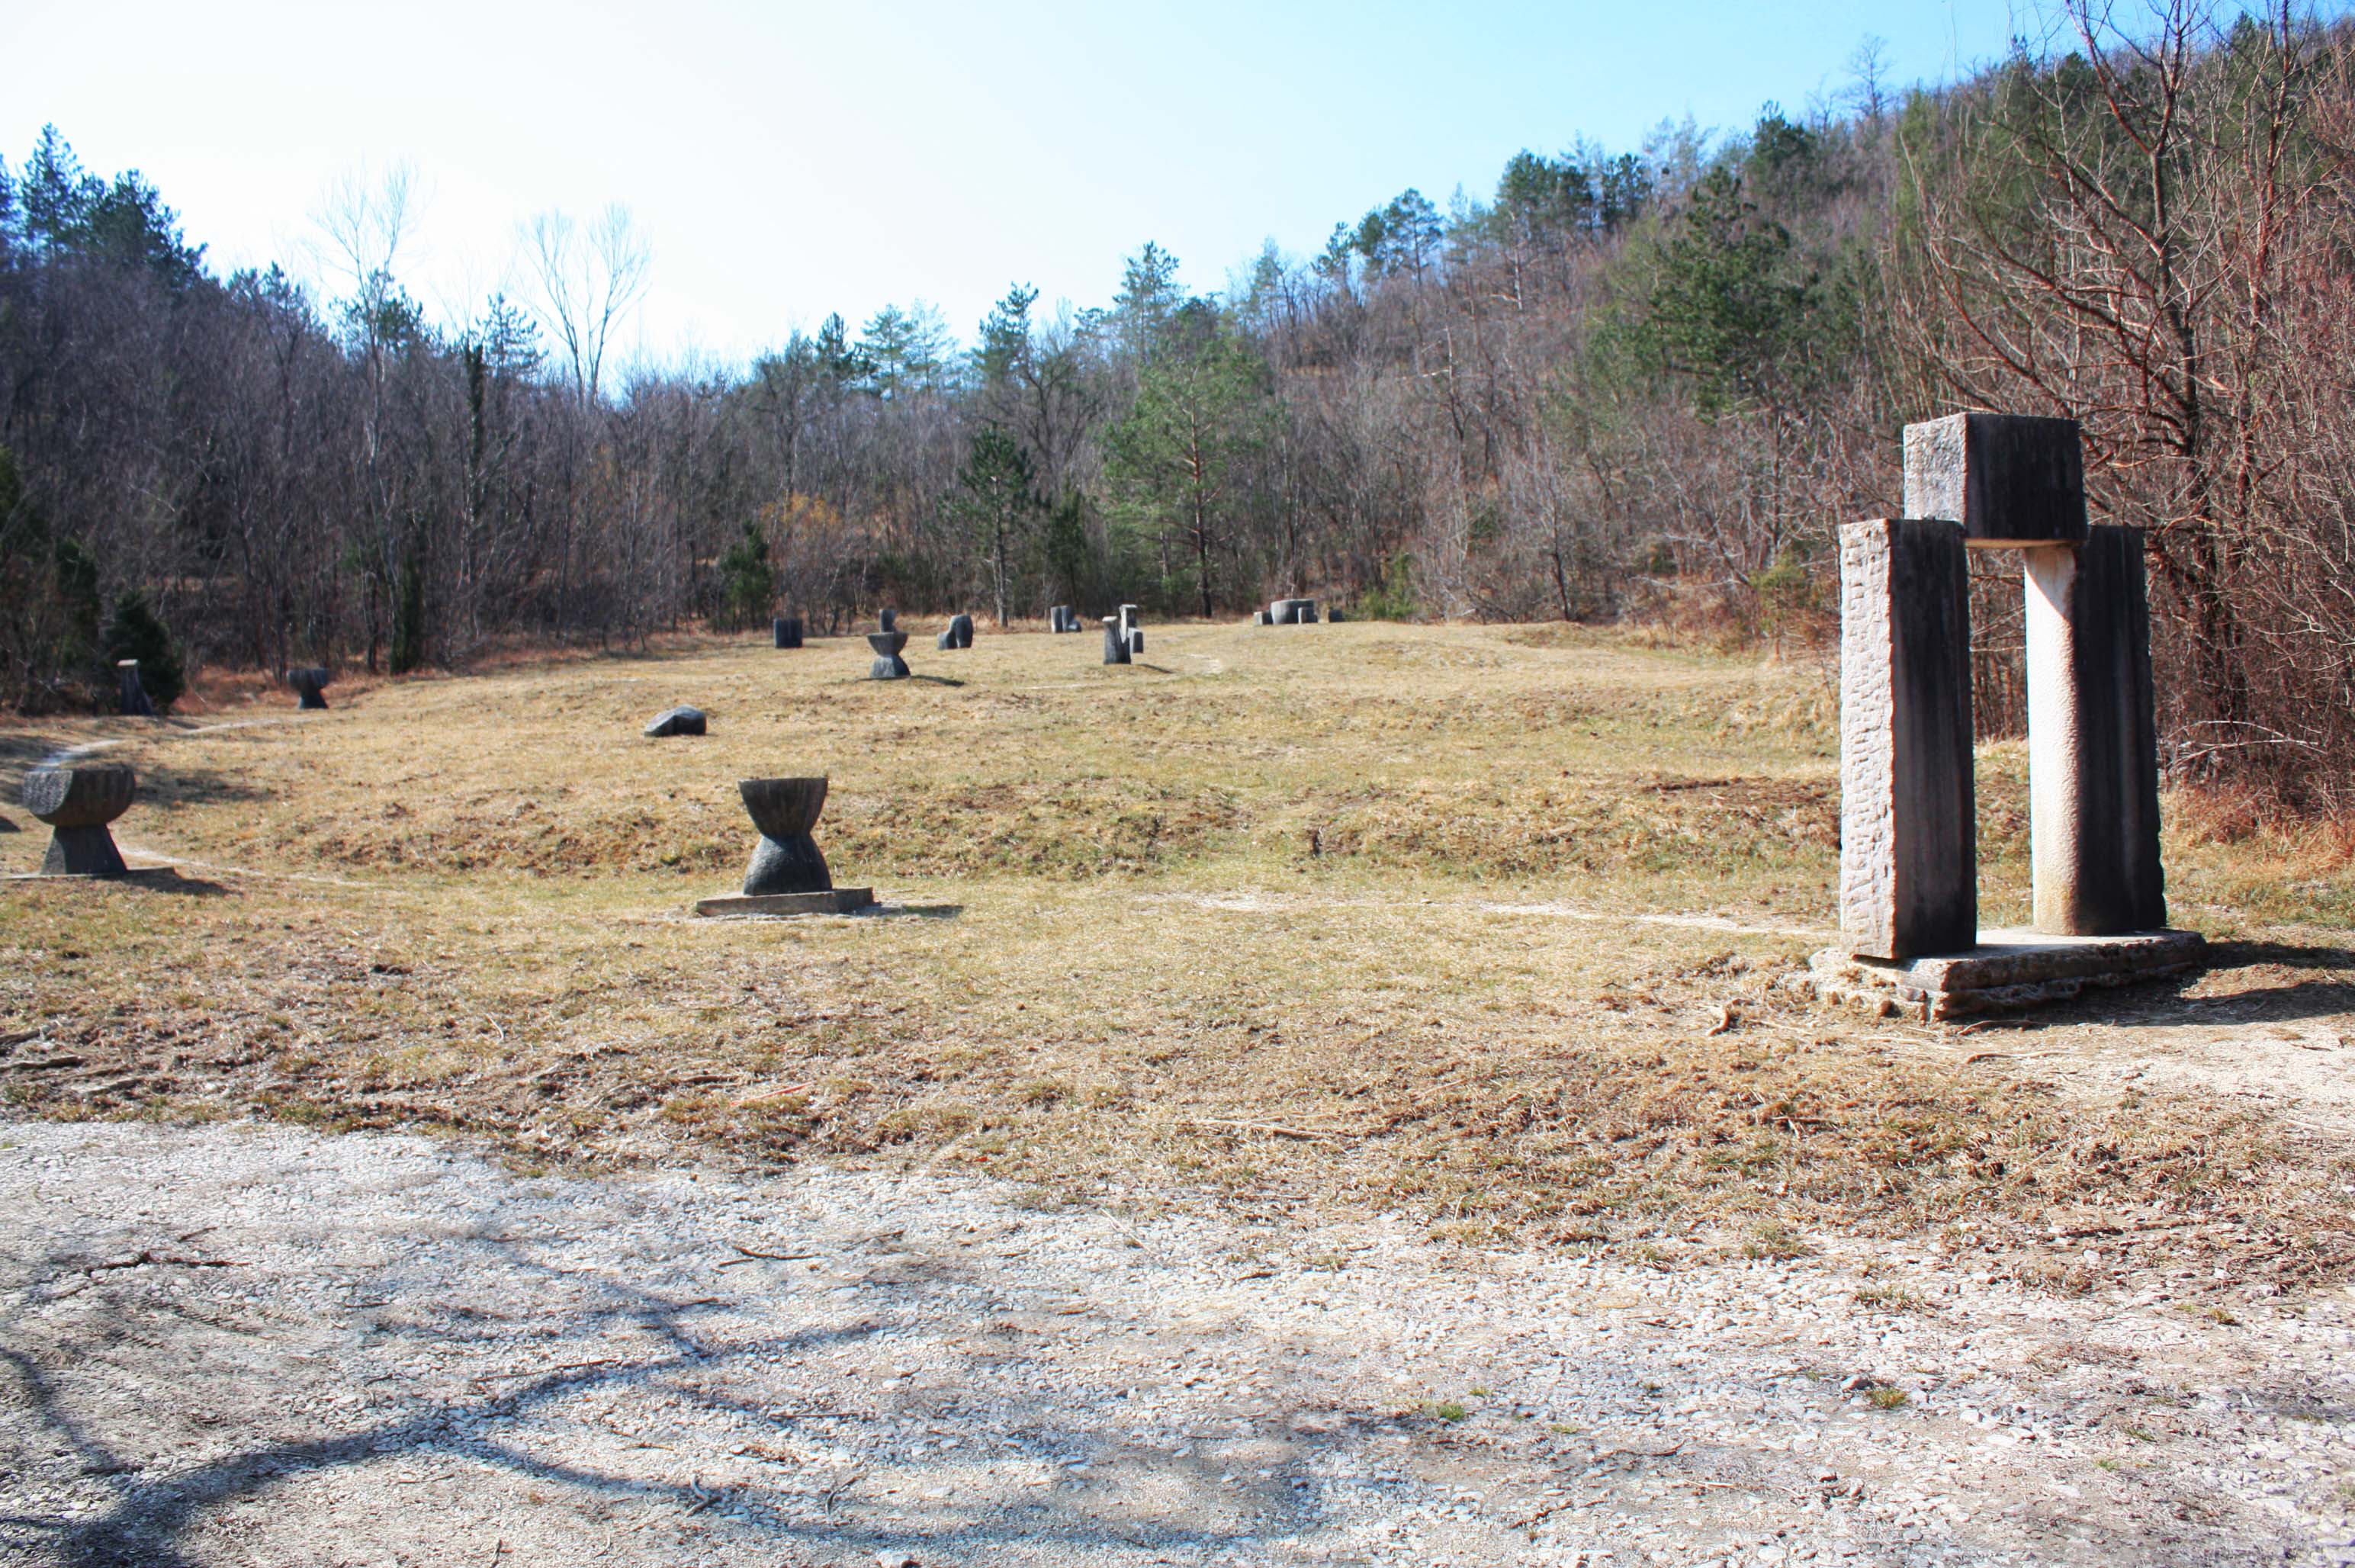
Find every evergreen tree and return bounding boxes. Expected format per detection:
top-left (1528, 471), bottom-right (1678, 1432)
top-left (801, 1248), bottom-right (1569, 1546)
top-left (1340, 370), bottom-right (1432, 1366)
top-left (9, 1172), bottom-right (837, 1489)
top-left (948, 428), bottom-right (1043, 628)
top-left (103, 590), bottom-right (185, 712)
top-left (717, 518), bottom-right (773, 629)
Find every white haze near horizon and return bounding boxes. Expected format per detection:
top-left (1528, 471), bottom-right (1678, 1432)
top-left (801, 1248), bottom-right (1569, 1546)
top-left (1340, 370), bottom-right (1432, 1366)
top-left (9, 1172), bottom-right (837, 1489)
top-left (5, 0), bottom-right (2043, 376)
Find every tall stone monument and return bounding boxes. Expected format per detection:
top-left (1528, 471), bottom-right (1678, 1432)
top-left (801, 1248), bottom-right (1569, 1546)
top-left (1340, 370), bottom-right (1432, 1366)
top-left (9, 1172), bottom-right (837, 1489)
top-left (1817, 413), bottom-right (2200, 1017)
top-left (117, 660), bottom-right (155, 717)
top-left (1102, 615), bottom-right (1130, 666)
top-left (773, 617), bottom-right (804, 649)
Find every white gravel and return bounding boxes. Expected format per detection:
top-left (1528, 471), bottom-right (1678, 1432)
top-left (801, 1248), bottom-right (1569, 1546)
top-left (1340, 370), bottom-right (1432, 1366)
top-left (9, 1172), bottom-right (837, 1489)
top-left (1, 1118), bottom-right (2347, 1567)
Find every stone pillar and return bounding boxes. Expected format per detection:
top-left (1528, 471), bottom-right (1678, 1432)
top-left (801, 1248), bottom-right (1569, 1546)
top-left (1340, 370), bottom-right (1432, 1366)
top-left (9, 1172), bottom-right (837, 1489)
top-left (1839, 519), bottom-right (1978, 960)
top-left (2024, 525), bottom-right (2166, 934)
top-left (773, 617), bottom-right (803, 649)
top-left (117, 660), bottom-right (155, 717)
top-left (1102, 616), bottom-right (1130, 666)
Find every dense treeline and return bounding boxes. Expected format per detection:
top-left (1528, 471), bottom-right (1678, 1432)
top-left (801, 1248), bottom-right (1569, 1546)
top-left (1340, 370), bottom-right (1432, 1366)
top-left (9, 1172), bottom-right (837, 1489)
top-left (2, 2), bottom-right (2351, 805)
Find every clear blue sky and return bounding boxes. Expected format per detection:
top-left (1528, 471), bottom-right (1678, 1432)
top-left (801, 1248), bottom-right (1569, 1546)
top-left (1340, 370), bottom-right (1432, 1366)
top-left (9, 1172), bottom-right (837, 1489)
top-left (7, 0), bottom-right (2050, 366)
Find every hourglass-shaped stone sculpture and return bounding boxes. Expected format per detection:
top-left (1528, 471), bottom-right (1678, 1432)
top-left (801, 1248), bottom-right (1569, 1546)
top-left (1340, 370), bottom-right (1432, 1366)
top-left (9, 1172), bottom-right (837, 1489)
top-left (288, 667), bottom-right (331, 710)
top-left (21, 764), bottom-right (138, 876)
top-left (693, 776), bottom-right (876, 917)
top-left (868, 610), bottom-right (911, 680)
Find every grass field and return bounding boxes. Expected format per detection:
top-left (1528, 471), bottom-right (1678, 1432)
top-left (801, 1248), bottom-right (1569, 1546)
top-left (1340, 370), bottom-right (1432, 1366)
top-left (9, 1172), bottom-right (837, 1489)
top-left (4, 616), bottom-right (2351, 1290)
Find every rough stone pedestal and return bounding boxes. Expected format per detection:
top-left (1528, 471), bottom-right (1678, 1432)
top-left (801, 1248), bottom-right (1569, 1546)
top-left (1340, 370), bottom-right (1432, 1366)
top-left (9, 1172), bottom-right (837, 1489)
top-left (1810, 928), bottom-right (2206, 1020)
top-left (2025, 525), bottom-right (2166, 935)
top-left (1838, 519), bottom-right (1977, 960)
top-left (1270, 598), bottom-right (1318, 625)
top-left (773, 617), bottom-right (803, 649)
top-left (22, 765), bottom-right (137, 877)
top-left (288, 667), bottom-right (331, 710)
top-left (643, 705), bottom-right (706, 737)
top-left (1904, 413), bottom-right (2089, 548)
top-left (1102, 617), bottom-right (1130, 666)
top-left (695, 776), bottom-right (874, 917)
top-left (117, 660), bottom-right (155, 717)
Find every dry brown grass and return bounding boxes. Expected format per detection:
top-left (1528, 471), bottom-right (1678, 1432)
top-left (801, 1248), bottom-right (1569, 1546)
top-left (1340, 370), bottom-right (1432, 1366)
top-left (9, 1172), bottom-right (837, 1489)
top-left (2, 619), bottom-right (2349, 1287)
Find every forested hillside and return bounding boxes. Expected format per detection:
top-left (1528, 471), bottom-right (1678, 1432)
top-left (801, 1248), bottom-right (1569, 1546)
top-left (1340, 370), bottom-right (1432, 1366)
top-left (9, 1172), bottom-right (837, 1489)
top-left (2, 3), bottom-right (2350, 805)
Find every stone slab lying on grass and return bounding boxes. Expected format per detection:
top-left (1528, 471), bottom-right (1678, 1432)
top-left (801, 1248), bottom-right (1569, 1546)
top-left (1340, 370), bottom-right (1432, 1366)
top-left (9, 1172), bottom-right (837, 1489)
top-left (641, 705), bottom-right (706, 737)
top-left (693, 887), bottom-right (877, 917)
top-left (1807, 927), bottom-right (2206, 1020)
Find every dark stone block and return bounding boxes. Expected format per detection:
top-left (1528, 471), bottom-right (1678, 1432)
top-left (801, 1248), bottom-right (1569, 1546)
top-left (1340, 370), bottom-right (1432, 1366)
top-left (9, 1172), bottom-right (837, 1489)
top-left (288, 667), bottom-right (331, 710)
top-left (773, 618), bottom-right (804, 649)
top-left (737, 776), bottom-right (834, 895)
top-left (947, 613), bottom-right (974, 649)
top-left (1102, 617), bottom-right (1130, 665)
top-left (878, 609), bottom-right (898, 633)
top-left (644, 705), bottom-right (707, 737)
top-left (22, 764), bottom-right (136, 876)
top-left (1903, 413), bottom-right (2088, 546)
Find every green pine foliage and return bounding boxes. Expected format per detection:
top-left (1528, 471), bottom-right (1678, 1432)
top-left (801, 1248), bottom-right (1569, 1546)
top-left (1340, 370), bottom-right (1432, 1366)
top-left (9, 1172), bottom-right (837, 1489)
top-left (103, 590), bottom-right (184, 712)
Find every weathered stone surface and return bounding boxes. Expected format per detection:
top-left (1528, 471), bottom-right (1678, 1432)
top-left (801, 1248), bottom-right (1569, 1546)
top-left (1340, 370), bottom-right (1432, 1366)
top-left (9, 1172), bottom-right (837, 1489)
top-left (737, 776), bottom-right (834, 896)
top-left (867, 629), bottom-right (910, 680)
top-left (946, 613), bottom-right (974, 649)
top-left (773, 617), bottom-right (804, 649)
top-left (2025, 525), bottom-right (2166, 935)
top-left (1268, 598), bottom-right (1318, 625)
top-left (288, 667), bottom-right (331, 710)
top-left (643, 705), bottom-right (707, 737)
top-left (1252, 610), bottom-right (1271, 626)
top-left (1810, 928), bottom-right (2203, 1020)
top-left (936, 629), bottom-right (955, 651)
top-left (878, 609), bottom-right (898, 632)
top-left (117, 660), bottom-right (155, 718)
top-left (1102, 617), bottom-right (1130, 666)
top-left (1116, 605), bottom-right (1139, 653)
top-left (1839, 519), bottom-right (1977, 961)
top-left (1327, 609), bottom-right (1346, 622)
top-left (1903, 413), bottom-right (2088, 547)
top-left (21, 764), bottom-right (135, 877)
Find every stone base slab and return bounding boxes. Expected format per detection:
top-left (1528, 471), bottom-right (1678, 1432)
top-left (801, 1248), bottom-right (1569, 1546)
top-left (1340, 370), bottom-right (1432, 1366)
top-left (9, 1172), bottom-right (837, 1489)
top-left (693, 887), bottom-right (876, 919)
top-left (1809, 927), bottom-right (2206, 1020)
top-left (2, 866), bottom-right (184, 887)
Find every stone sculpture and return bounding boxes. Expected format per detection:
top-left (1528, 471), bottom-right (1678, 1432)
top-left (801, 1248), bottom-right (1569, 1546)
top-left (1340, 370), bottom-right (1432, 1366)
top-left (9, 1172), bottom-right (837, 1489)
top-left (692, 776), bottom-right (875, 917)
top-left (774, 617), bottom-right (804, 649)
top-left (948, 613), bottom-right (973, 649)
top-left (288, 667), bottom-right (331, 710)
top-left (1050, 606), bottom-right (1078, 633)
top-left (117, 660), bottom-right (155, 717)
top-left (21, 764), bottom-right (136, 876)
top-left (1102, 616), bottom-right (1130, 666)
top-left (644, 705), bottom-right (707, 737)
top-left (1269, 598), bottom-right (1318, 625)
top-left (1119, 604), bottom-right (1142, 656)
top-left (868, 612), bottom-right (910, 680)
top-left (1815, 413), bottom-right (2199, 1017)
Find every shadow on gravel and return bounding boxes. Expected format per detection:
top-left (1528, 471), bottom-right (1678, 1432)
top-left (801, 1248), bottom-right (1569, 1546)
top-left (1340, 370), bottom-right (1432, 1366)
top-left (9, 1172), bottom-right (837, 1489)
top-left (0, 1219), bottom-right (1347, 1567)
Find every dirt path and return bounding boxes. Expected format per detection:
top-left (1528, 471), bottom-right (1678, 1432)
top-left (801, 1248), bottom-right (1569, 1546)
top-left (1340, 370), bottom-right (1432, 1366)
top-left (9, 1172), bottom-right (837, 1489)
top-left (2, 1120), bottom-right (2346, 1568)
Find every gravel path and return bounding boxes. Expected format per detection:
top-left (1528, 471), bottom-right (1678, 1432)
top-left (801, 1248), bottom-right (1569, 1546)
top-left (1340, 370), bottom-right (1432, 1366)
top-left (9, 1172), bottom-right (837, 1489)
top-left (1, 1119), bottom-right (2347, 1567)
